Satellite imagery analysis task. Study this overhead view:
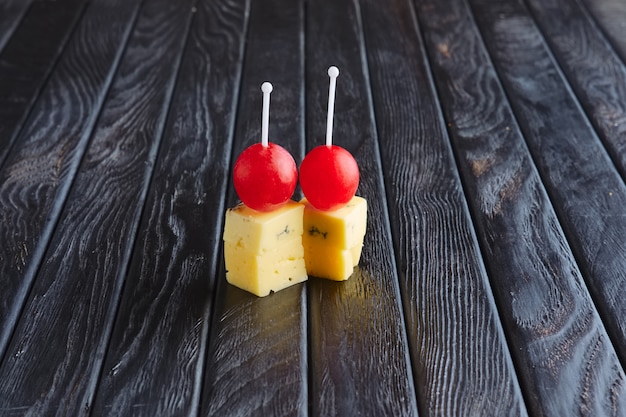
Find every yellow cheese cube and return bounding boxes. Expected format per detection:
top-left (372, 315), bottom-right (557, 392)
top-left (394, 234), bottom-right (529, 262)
top-left (301, 196), bottom-right (367, 249)
top-left (224, 240), bottom-right (307, 296)
top-left (223, 200), bottom-right (304, 253)
top-left (303, 239), bottom-right (363, 281)
top-left (223, 200), bottom-right (307, 296)
top-left (301, 196), bottom-right (367, 281)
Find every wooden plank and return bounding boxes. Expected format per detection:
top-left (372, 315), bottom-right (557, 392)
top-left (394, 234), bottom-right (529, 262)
top-left (525, 0), bottom-right (626, 188)
top-left (0, 0), bottom-right (196, 414)
top-left (579, 0), bottom-right (626, 67)
top-left (0, 0), bottom-right (33, 53)
top-left (304, 0), bottom-right (418, 415)
top-left (91, 0), bottom-right (250, 415)
top-left (360, 0), bottom-right (528, 415)
top-left (0, 0), bottom-right (85, 168)
top-left (0, 0), bottom-right (143, 364)
top-left (525, 0), bottom-right (626, 366)
top-left (415, 0), bottom-right (626, 414)
top-left (199, 0), bottom-right (308, 416)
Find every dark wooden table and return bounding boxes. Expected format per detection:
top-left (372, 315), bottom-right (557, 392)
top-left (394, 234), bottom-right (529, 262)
top-left (1, 0), bottom-right (626, 415)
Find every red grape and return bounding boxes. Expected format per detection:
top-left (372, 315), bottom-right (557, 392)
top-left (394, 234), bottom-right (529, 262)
top-left (233, 142), bottom-right (298, 212)
top-left (300, 145), bottom-right (359, 211)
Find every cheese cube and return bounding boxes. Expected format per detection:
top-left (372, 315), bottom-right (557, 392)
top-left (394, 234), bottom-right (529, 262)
top-left (301, 196), bottom-right (367, 249)
top-left (303, 239), bottom-right (358, 281)
top-left (223, 200), bottom-right (304, 253)
top-left (223, 200), bottom-right (307, 296)
top-left (301, 196), bottom-right (367, 281)
top-left (224, 240), bottom-right (307, 296)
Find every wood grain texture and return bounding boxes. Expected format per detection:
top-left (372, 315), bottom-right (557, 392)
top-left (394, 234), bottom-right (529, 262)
top-left (524, 0), bottom-right (626, 366)
top-left (524, 0), bottom-right (626, 192)
top-left (0, 0), bottom-right (33, 53)
top-left (0, 0), bottom-right (194, 415)
top-left (1, 1), bottom-right (626, 415)
top-left (0, 0), bottom-right (143, 366)
top-left (199, 0), bottom-right (308, 416)
top-left (579, 0), bottom-right (626, 69)
top-left (203, 285), bottom-right (307, 417)
top-left (91, 0), bottom-right (249, 415)
top-left (416, 0), bottom-right (625, 415)
top-left (305, 0), bottom-right (418, 415)
top-left (0, 0), bottom-right (85, 168)
top-left (360, 0), bottom-right (528, 415)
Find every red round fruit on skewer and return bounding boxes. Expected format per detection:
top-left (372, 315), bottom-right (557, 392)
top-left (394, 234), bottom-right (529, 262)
top-left (300, 144), bottom-right (359, 211)
top-left (233, 142), bottom-right (297, 212)
top-left (300, 66), bottom-right (360, 211)
top-left (233, 82), bottom-right (298, 212)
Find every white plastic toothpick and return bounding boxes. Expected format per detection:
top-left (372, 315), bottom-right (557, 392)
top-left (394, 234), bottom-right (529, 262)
top-left (326, 66), bottom-right (339, 147)
top-left (261, 82), bottom-right (273, 147)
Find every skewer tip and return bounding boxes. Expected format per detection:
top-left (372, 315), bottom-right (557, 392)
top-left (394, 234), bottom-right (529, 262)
top-left (261, 82), bottom-right (273, 94)
top-left (261, 82), bottom-right (272, 147)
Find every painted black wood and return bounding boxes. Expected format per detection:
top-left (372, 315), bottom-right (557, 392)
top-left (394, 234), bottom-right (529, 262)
top-left (524, 0), bottom-right (626, 366)
top-left (1, 0), bottom-right (626, 415)
top-left (0, 0), bottom-right (194, 413)
top-left (415, 0), bottom-right (626, 414)
top-left (91, 0), bottom-right (249, 415)
top-left (0, 0), bottom-right (33, 53)
top-left (0, 0), bottom-right (143, 366)
top-left (199, 0), bottom-right (308, 416)
top-left (0, 0), bottom-right (85, 168)
top-left (359, 0), bottom-right (528, 415)
top-left (524, 0), bottom-right (626, 187)
top-left (581, 0), bottom-right (626, 66)
top-left (305, 0), bottom-right (418, 415)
